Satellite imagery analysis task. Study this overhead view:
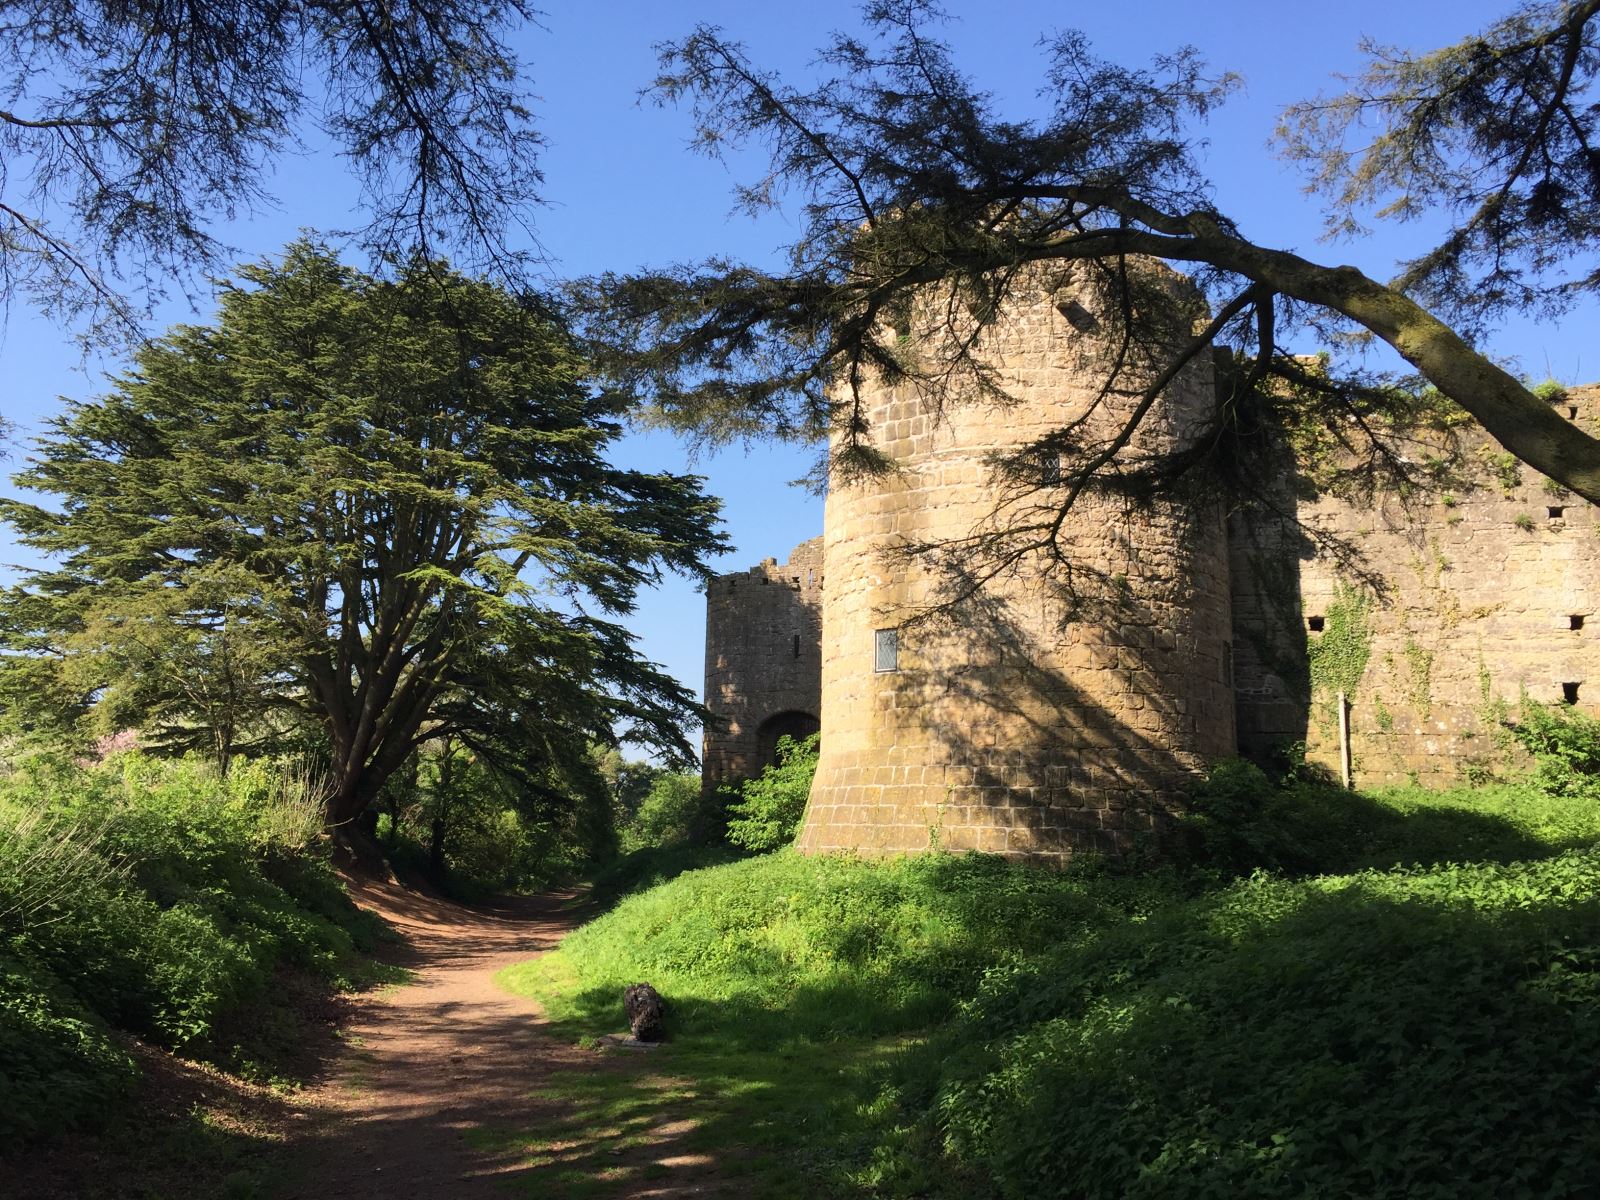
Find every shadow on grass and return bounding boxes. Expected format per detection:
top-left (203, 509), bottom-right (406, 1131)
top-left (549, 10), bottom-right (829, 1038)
top-left (462, 1032), bottom-right (909, 1200)
top-left (489, 788), bottom-right (1600, 1198)
top-left (0, 912), bottom-right (410, 1200)
top-left (583, 843), bottom-right (748, 912)
top-left (928, 852), bottom-right (1600, 1198)
top-left (1182, 771), bottom-right (1600, 878)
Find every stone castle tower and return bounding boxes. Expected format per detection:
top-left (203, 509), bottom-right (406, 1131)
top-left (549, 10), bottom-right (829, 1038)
top-left (794, 272), bottom-right (1235, 859)
top-left (700, 538), bottom-right (823, 791)
top-left (706, 271), bottom-right (1236, 858)
top-left (703, 284), bottom-right (1600, 861)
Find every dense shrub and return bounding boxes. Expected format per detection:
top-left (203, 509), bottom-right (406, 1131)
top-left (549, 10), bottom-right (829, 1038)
top-left (1178, 753), bottom-right (1600, 878)
top-left (929, 851), bottom-right (1600, 1198)
top-left (1512, 696), bottom-right (1600, 795)
top-left (377, 740), bottom-right (616, 897)
top-left (724, 733), bottom-right (819, 852)
top-left (0, 956), bottom-right (137, 1147)
top-left (0, 753), bottom-right (383, 1146)
top-left (617, 771), bottom-right (703, 852)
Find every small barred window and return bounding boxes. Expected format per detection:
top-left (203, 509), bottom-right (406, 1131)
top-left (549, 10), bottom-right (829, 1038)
top-left (874, 628), bottom-right (899, 673)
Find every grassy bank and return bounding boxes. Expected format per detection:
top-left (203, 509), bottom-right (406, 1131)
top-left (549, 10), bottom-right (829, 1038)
top-left (501, 767), bottom-right (1600, 1198)
top-left (0, 753), bottom-right (394, 1163)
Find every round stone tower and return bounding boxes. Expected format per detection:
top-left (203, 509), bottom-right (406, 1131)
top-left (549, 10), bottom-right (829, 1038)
top-left (795, 268), bottom-right (1236, 861)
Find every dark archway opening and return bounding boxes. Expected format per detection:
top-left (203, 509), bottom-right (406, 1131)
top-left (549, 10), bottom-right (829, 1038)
top-left (755, 710), bottom-right (820, 769)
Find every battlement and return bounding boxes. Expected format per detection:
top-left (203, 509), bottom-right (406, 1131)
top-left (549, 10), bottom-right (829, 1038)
top-left (705, 537), bottom-right (824, 597)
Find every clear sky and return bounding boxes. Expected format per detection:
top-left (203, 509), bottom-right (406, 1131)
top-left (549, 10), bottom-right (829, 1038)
top-left (1, 1), bottom-right (1592, 756)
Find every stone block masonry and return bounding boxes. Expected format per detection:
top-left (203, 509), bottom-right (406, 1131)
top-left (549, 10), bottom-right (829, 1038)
top-left (1232, 384), bottom-right (1600, 789)
top-left (795, 267), bottom-right (1236, 860)
top-left (704, 302), bottom-right (1598, 857)
top-left (701, 538), bottom-right (823, 797)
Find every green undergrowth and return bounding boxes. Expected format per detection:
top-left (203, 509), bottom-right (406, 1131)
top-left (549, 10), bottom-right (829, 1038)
top-left (0, 752), bottom-right (395, 1153)
top-left (583, 842), bottom-right (745, 911)
top-left (502, 746), bottom-right (1600, 1198)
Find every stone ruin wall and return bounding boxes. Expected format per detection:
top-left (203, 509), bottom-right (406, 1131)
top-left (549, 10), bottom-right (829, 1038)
top-left (794, 271), bottom-right (1237, 861)
top-left (700, 538), bottom-right (824, 796)
top-left (1232, 384), bottom-right (1600, 788)
top-left (704, 337), bottom-right (1599, 855)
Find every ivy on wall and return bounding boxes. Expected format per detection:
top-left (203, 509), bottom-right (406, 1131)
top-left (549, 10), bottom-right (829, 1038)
top-left (1308, 581), bottom-right (1374, 732)
top-left (1403, 639), bottom-right (1435, 718)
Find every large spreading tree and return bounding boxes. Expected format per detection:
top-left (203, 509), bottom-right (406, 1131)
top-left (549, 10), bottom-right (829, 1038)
top-left (585, 0), bottom-right (1600, 512)
top-left (0, 241), bottom-right (725, 826)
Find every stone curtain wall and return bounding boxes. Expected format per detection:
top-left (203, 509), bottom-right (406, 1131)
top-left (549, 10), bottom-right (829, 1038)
top-left (701, 538), bottom-right (824, 796)
top-left (1231, 385), bottom-right (1600, 787)
top-left (707, 322), bottom-right (1598, 851)
top-left (795, 270), bottom-right (1237, 861)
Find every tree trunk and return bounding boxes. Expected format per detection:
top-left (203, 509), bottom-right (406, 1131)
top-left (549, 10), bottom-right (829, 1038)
top-left (1195, 234), bottom-right (1600, 503)
top-left (1065, 214), bottom-right (1600, 503)
top-left (429, 813), bottom-right (448, 876)
top-left (429, 746), bottom-right (455, 877)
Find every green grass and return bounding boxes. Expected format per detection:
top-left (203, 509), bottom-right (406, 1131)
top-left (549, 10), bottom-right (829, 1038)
top-left (500, 767), bottom-right (1600, 1198)
top-left (583, 841), bottom-right (744, 910)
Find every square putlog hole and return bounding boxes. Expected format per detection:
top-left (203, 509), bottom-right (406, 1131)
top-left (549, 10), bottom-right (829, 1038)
top-left (1307, 615), bottom-right (1325, 632)
top-left (1573, 615), bottom-right (1587, 631)
top-left (1562, 682), bottom-right (1581, 705)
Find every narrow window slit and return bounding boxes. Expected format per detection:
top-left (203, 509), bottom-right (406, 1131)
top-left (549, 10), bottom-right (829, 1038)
top-left (791, 633), bottom-right (800, 659)
top-left (1055, 299), bottom-right (1098, 332)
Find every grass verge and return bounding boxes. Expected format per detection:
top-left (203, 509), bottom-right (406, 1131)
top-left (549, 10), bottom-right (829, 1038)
top-left (0, 752), bottom-right (401, 1194)
top-left (498, 770), bottom-right (1600, 1198)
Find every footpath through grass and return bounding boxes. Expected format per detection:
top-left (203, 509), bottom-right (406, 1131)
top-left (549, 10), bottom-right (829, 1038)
top-left (501, 764), bottom-right (1600, 1199)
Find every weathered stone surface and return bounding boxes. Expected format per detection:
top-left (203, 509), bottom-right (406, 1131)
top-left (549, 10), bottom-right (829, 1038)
top-left (701, 538), bottom-right (823, 797)
top-left (1231, 384), bottom-right (1600, 789)
top-left (796, 268), bottom-right (1236, 859)
top-left (623, 983), bottom-right (667, 1042)
top-left (702, 276), bottom-right (1598, 859)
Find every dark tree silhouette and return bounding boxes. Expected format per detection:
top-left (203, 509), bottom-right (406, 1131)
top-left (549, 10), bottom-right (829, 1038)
top-left (582, 0), bottom-right (1600, 507)
top-left (0, 0), bottom-right (543, 341)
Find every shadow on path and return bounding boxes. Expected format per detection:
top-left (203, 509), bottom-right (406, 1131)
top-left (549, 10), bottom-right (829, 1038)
top-left (277, 879), bottom-right (734, 1200)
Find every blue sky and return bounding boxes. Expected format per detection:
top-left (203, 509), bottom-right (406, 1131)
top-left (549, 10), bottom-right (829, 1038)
top-left (1, 1), bottom-right (1592, 754)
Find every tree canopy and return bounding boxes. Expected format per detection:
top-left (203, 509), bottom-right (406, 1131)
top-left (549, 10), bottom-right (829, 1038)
top-left (583, 0), bottom-right (1600, 508)
top-left (0, 0), bottom-right (541, 341)
top-left (0, 241), bottom-right (725, 825)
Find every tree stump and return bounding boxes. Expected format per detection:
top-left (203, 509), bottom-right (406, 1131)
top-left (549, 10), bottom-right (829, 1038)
top-left (623, 983), bottom-right (667, 1042)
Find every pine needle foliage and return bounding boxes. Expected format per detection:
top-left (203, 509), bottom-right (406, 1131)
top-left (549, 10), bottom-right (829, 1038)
top-left (582, 0), bottom-right (1600, 510)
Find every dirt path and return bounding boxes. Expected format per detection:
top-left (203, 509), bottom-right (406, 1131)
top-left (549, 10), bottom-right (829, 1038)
top-left (277, 878), bottom-right (723, 1199)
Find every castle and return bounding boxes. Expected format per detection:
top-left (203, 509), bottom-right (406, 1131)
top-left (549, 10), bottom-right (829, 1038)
top-left (702, 273), bottom-right (1599, 861)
